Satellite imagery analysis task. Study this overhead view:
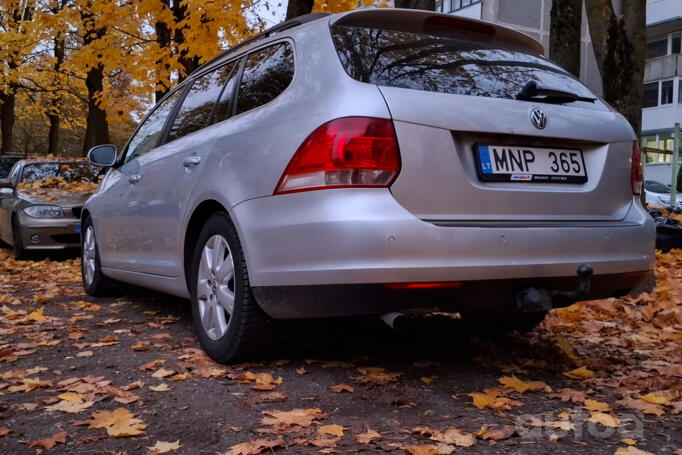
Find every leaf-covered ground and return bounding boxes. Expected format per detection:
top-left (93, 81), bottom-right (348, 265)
top-left (0, 247), bottom-right (681, 455)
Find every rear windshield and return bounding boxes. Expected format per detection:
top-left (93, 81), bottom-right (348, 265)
top-left (330, 25), bottom-right (605, 110)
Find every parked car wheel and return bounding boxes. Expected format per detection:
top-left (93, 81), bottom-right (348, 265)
top-left (190, 212), bottom-right (270, 363)
top-left (81, 216), bottom-right (111, 296)
top-left (11, 217), bottom-right (27, 260)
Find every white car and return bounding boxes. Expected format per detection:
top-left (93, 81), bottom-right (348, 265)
top-left (645, 180), bottom-right (682, 209)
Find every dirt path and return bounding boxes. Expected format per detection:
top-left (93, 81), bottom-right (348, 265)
top-left (0, 248), bottom-right (681, 455)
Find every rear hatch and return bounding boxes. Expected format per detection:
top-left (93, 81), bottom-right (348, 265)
top-left (329, 11), bottom-right (635, 222)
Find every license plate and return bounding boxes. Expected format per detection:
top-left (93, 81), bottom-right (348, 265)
top-left (75, 224), bottom-right (81, 234)
top-left (475, 144), bottom-right (587, 183)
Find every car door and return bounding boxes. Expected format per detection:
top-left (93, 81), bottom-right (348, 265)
top-left (122, 59), bottom-right (242, 277)
top-left (0, 163), bottom-right (21, 243)
top-left (95, 89), bottom-right (184, 271)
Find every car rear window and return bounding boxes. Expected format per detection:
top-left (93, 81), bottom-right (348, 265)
top-left (330, 25), bottom-right (605, 110)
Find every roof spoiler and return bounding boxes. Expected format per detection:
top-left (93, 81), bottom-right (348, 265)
top-left (332, 8), bottom-right (544, 55)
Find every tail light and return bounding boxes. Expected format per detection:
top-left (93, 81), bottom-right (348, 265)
top-left (274, 117), bottom-right (401, 194)
top-left (631, 141), bottom-right (643, 196)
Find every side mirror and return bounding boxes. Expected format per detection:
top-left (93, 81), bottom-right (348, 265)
top-left (87, 144), bottom-right (118, 167)
top-left (0, 179), bottom-right (11, 189)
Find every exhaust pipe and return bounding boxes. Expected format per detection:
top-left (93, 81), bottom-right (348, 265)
top-left (380, 312), bottom-right (407, 330)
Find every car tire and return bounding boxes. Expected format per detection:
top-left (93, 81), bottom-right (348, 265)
top-left (189, 212), bottom-right (271, 363)
top-left (11, 217), bottom-right (27, 260)
top-left (81, 216), bottom-right (111, 296)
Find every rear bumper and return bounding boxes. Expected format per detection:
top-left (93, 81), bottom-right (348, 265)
top-left (17, 213), bottom-right (81, 250)
top-left (231, 189), bottom-right (655, 317)
top-left (253, 272), bottom-right (649, 319)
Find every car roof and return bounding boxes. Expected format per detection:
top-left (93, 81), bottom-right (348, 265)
top-left (191, 8), bottom-right (544, 80)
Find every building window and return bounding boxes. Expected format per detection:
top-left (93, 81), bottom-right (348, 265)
top-left (661, 80), bottom-right (674, 105)
top-left (441, 0), bottom-right (480, 13)
top-left (642, 135), bottom-right (657, 163)
top-left (647, 36), bottom-right (668, 59)
top-left (643, 82), bottom-right (658, 108)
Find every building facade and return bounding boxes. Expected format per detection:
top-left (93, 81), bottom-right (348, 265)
top-left (642, 0), bottom-right (682, 184)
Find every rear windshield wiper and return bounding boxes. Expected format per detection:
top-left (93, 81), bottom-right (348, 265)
top-left (516, 81), bottom-right (596, 104)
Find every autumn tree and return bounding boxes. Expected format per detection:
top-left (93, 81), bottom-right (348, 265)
top-left (0, 0), bottom-right (37, 155)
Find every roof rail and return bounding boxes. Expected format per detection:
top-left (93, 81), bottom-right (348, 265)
top-left (192, 13), bottom-right (331, 75)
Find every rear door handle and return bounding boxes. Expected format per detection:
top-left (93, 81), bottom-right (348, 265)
top-left (128, 174), bottom-right (141, 184)
top-left (183, 156), bottom-right (201, 168)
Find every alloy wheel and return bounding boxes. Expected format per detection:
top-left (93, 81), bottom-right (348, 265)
top-left (83, 226), bottom-right (97, 286)
top-left (196, 234), bottom-right (235, 340)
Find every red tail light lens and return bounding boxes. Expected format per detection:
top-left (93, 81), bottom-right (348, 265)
top-left (274, 117), bottom-right (401, 194)
top-left (631, 141), bottom-right (643, 196)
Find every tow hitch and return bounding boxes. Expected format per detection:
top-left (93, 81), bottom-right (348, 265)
top-left (517, 265), bottom-right (593, 312)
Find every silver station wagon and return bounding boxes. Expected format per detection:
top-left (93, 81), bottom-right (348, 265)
top-left (82, 9), bottom-right (656, 362)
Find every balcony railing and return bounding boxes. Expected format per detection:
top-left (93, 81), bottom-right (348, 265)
top-left (645, 54), bottom-right (682, 82)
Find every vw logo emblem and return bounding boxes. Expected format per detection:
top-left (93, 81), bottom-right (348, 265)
top-left (530, 108), bottom-right (547, 129)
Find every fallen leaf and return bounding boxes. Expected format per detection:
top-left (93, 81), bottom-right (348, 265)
top-left (639, 393), bottom-right (670, 405)
top-left (45, 399), bottom-right (94, 413)
top-left (150, 383), bottom-right (171, 392)
top-left (147, 439), bottom-right (181, 454)
top-left (356, 429), bottom-right (381, 444)
top-left (318, 424), bottom-right (344, 437)
top-left (169, 373), bottom-right (190, 381)
top-left (29, 430), bottom-right (67, 450)
top-left (224, 437), bottom-right (285, 455)
top-left (261, 408), bottom-right (326, 430)
top-left (76, 408), bottom-right (147, 437)
top-left (498, 376), bottom-right (550, 393)
top-left (405, 446), bottom-right (443, 455)
top-left (475, 425), bottom-right (516, 441)
top-left (588, 412), bottom-right (619, 428)
top-left (550, 388), bottom-right (586, 403)
top-left (585, 399), bottom-right (611, 412)
top-left (151, 368), bottom-right (175, 378)
top-left (615, 447), bottom-right (655, 455)
top-left (352, 367), bottom-right (401, 386)
top-left (329, 384), bottom-right (354, 394)
top-left (563, 366), bottom-right (595, 380)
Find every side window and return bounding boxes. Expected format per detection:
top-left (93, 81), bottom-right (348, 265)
top-left (213, 60), bottom-right (241, 123)
top-left (125, 90), bottom-right (182, 163)
top-left (235, 43), bottom-right (294, 115)
top-left (167, 61), bottom-right (237, 142)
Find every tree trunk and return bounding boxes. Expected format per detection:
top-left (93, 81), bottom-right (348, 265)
top-left (285, 0), bottom-right (315, 20)
top-left (48, 36), bottom-right (65, 155)
top-left (81, 5), bottom-right (110, 154)
top-left (172, 1), bottom-right (199, 83)
top-left (0, 91), bottom-right (16, 155)
top-left (83, 64), bottom-right (110, 153)
top-left (154, 0), bottom-right (173, 103)
top-left (585, 0), bottom-right (646, 136)
top-left (394, 0), bottom-right (435, 9)
top-left (549, 0), bottom-right (582, 78)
